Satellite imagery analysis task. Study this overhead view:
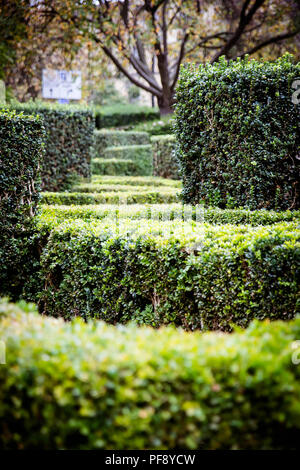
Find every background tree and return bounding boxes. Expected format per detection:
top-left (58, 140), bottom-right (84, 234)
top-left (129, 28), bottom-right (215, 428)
top-left (0, 0), bottom-right (30, 82)
top-left (0, 1), bottom-right (110, 101)
top-left (2, 0), bottom-right (299, 109)
top-left (35, 0), bottom-right (300, 114)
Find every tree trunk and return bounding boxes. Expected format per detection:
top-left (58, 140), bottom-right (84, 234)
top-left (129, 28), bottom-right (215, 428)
top-left (156, 50), bottom-right (174, 115)
top-left (157, 91), bottom-right (174, 115)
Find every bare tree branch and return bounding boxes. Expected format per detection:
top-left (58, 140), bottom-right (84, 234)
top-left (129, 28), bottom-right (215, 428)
top-left (185, 32), bottom-right (230, 56)
top-left (240, 29), bottom-right (300, 57)
top-left (171, 32), bottom-right (189, 90)
top-left (97, 39), bottom-right (162, 97)
top-left (129, 53), bottom-right (161, 91)
top-left (212, 0), bottom-right (266, 62)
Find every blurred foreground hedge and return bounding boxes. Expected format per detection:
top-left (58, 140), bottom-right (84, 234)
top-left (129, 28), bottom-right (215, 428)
top-left (1, 299), bottom-right (300, 449)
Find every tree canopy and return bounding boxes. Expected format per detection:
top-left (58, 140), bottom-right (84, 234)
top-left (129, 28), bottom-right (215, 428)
top-left (1, 0), bottom-right (299, 111)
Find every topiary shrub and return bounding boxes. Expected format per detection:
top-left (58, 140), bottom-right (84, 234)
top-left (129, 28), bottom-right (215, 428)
top-left (0, 108), bottom-right (45, 298)
top-left (174, 55), bottom-right (300, 210)
top-left (10, 102), bottom-right (94, 191)
top-left (2, 299), bottom-right (300, 449)
top-left (151, 134), bottom-right (179, 179)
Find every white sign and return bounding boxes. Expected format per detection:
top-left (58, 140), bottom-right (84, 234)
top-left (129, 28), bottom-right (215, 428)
top-left (42, 70), bottom-right (81, 100)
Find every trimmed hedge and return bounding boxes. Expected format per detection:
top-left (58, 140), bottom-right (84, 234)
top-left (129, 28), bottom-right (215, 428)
top-left (93, 129), bottom-right (149, 157)
top-left (0, 109), bottom-right (44, 298)
top-left (72, 184), bottom-right (172, 193)
top-left (175, 55), bottom-right (300, 210)
top-left (36, 218), bottom-right (299, 330)
top-left (203, 206), bottom-right (300, 225)
top-left (40, 204), bottom-right (300, 226)
top-left (92, 147), bottom-right (153, 176)
top-left (83, 175), bottom-right (181, 187)
top-left (104, 145), bottom-right (153, 175)
top-left (11, 102), bottom-right (94, 191)
top-left (151, 134), bottom-right (179, 179)
top-left (92, 158), bottom-right (136, 176)
top-left (94, 104), bottom-right (159, 128)
top-left (0, 304), bottom-right (300, 450)
top-left (2, 300), bottom-right (300, 449)
top-left (41, 189), bottom-right (179, 205)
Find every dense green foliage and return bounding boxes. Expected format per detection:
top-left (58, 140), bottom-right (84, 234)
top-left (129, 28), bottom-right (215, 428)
top-left (41, 188), bottom-right (179, 205)
top-left (33, 217), bottom-right (299, 330)
top-left (201, 206), bottom-right (300, 225)
top-left (104, 145), bottom-right (153, 175)
top-left (94, 104), bottom-right (159, 128)
top-left (0, 0), bottom-right (29, 81)
top-left (72, 184), bottom-right (175, 194)
top-left (175, 55), bottom-right (300, 210)
top-left (2, 48), bottom-right (300, 452)
top-left (93, 130), bottom-right (150, 157)
top-left (0, 109), bottom-right (44, 298)
top-left (151, 135), bottom-right (179, 179)
top-left (88, 175), bottom-right (181, 187)
top-left (92, 142), bottom-right (153, 176)
top-left (2, 299), bottom-right (300, 449)
top-left (40, 203), bottom-right (300, 226)
top-left (11, 102), bottom-right (94, 191)
top-left (92, 158), bottom-right (137, 176)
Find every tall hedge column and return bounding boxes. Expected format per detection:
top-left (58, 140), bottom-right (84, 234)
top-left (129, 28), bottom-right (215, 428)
top-left (0, 109), bottom-right (45, 298)
top-left (175, 55), bottom-right (300, 210)
top-left (11, 103), bottom-right (95, 191)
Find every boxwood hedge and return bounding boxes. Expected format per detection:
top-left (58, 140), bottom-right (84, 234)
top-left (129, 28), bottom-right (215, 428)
top-left (40, 203), bottom-right (300, 226)
top-left (175, 55), bottom-right (300, 210)
top-left (92, 146), bottom-right (153, 176)
top-left (104, 145), bottom-right (153, 175)
top-left (35, 218), bottom-right (299, 330)
top-left (41, 188), bottom-right (179, 205)
top-left (92, 158), bottom-right (137, 176)
top-left (90, 175), bottom-right (181, 187)
top-left (0, 109), bottom-right (44, 298)
top-left (93, 130), bottom-right (150, 157)
top-left (11, 102), bottom-right (94, 191)
top-left (151, 135), bottom-right (179, 179)
top-left (72, 183), bottom-right (165, 193)
top-left (1, 299), bottom-right (300, 449)
top-left (94, 104), bottom-right (159, 128)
